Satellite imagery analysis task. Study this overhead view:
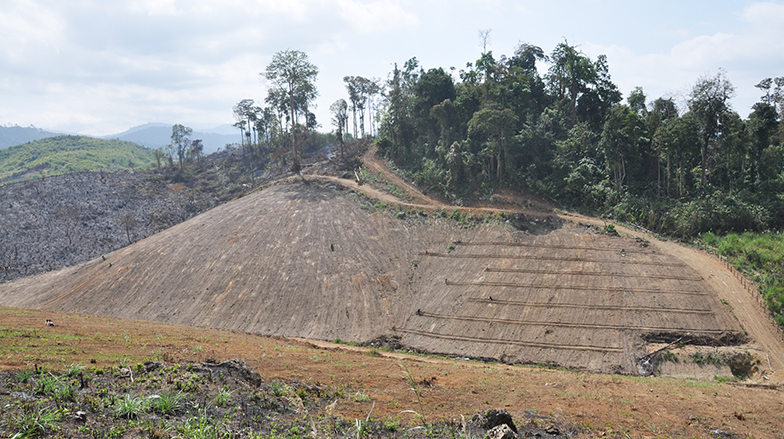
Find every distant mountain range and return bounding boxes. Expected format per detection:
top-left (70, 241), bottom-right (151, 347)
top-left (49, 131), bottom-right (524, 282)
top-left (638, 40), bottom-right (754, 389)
top-left (0, 123), bottom-right (241, 154)
top-left (0, 125), bottom-right (64, 149)
top-left (102, 123), bottom-right (240, 154)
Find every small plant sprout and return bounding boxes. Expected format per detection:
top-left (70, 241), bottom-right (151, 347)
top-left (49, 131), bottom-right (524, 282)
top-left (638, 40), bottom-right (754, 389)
top-left (398, 361), bottom-right (426, 426)
top-left (148, 392), bottom-right (184, 416)
top-left (212, 386), bottom-right (233, 407)
top-left (355, 401), bottom-right (375, 439)
top-left (15, 368), bottom-right (33, 384)
top-left (115, 394), bottom-right (147, 419)
top-left (64, 362), bottom-right (85, 377)
top-left (353, 391), bottom-right (372, 402)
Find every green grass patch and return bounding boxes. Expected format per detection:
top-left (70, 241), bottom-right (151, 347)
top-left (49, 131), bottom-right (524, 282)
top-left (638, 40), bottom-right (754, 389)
top-left (700, 231), bottom-right (784, 329)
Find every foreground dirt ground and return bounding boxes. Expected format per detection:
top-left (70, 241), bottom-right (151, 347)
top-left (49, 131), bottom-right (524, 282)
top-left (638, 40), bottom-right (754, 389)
top-left (1, 307), bottom-right (782, 438)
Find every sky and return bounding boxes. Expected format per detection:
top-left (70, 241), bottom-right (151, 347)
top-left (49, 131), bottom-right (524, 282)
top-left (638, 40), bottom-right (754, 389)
top-left (1, 0), bottom-right (783, 137)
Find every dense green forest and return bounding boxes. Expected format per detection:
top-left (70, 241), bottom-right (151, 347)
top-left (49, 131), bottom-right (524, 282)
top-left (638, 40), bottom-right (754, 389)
top-left (233, 44), bottom-right (783, 239)
top-left (0, 135), bottom-right (154, 183)
top-left (365, 42), bottom-right (784, 240)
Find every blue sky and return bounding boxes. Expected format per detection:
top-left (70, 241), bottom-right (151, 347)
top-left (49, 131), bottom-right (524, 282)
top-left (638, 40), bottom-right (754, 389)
top-left (1, 0), bottom-right (782, 136)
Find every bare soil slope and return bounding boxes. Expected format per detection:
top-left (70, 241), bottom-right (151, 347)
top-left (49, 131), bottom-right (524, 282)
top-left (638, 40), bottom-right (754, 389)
top-left (0, 179), bottom-right (756, 377)
top-left (403, 224), bottom-right (744, 375)
top-left (0, 181), bottom-right (503, 343)
top-left (1, 145), bottom-right (782, 379)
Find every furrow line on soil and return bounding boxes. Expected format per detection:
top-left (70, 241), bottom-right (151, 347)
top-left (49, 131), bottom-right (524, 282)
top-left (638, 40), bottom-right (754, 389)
top-left (458, 241), bottom-right (650, 253)
top-left (414, 311), bottom-right (729, 334)
top-left (465, 298), bottom-right (714, 314)
top-left (446, 280), bottom-right (708, 295)
top-left (422, 252), bottom-right (687, 266)
top-left (483, 267), bottom-right (703, 281)
top-left (398, 328), bottom-right (624, 352)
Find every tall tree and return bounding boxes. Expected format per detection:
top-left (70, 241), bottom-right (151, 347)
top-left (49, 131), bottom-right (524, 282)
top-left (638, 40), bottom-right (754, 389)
top-left (380, 61), bottom-right (417, 158)
top-left (547, 41), bottom-right (598, 127)
top-left (262, 50), bottom-right (318, 172)
top-left (168, 124), bottom-right (192, 170)
top-left (599, 105), bottom-right (645, 192)
top-left (467, 108), bottom-right (518, 180)
top-left (344, 76), bottom-right (361, 138)
top-left (627, 87), bottom-right (646, 115)
top-left (152, 148), bottom-right (166, 169)
top-left (117, 212), bottom-right (138, 245)
top-left (687, 70), bottom-right (735, 189)
top-left (330, 99), bottom-right (348, 159)
top-left (478, 28), bottom-right (492, 54)
top-left (233, 99), bottom-right (255, 147)
top-left (414, 67), bottom-right (456, 146)
top-left (747, 102), bottom-right (780, 184)
top-left (189, 139), bottom-right (204, 163)
top-left (511, 42), bottom-right (548, 75)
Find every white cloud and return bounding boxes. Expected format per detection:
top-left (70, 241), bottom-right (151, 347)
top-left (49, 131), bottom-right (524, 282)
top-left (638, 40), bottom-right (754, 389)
top-left (337, 0), bottom-right (419, 33)
top-left (581, 1), bottom-right (784, 116)
top-left (128, 0), bottom-right (179, 16)
top-left (743, 1), bottom-right (784, 30)
top-left (0, 1), bottom-right (64, 61)
top-left (3, 0), bottom-right (784, 134)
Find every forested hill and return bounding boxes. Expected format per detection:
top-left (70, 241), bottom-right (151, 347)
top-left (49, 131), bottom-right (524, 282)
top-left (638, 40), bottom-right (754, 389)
top-left (372, 43), bottom-right (784, 239)
top-left (0, 135), bottom-right (154, 184)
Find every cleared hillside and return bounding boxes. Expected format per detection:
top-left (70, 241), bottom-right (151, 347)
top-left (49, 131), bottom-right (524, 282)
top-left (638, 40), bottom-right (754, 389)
top-left (403, 225), bottom-right (743, 374)
top-left (0, 175), bottom-right (762, 376)
top-left (0, 182), bottom-right (482, 341)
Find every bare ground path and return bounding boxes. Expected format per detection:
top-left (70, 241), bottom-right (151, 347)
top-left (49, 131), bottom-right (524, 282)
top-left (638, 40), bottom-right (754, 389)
top-left (300, 148), bottom-right (553, 218)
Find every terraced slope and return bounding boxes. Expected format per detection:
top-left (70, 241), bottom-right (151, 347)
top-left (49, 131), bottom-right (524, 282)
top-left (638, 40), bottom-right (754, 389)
top-left (402, 224), bottom-right (743, 374)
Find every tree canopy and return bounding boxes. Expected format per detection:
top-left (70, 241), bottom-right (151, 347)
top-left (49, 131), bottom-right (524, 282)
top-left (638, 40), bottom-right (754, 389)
top-left (262, 50), bottom-right (319, 172)
top-left (369, 43), bottom-right (784, 238)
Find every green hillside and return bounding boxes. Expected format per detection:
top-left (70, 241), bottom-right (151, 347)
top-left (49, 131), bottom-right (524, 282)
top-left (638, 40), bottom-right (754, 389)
top-left (0, 135), bottom-right (154, 183)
